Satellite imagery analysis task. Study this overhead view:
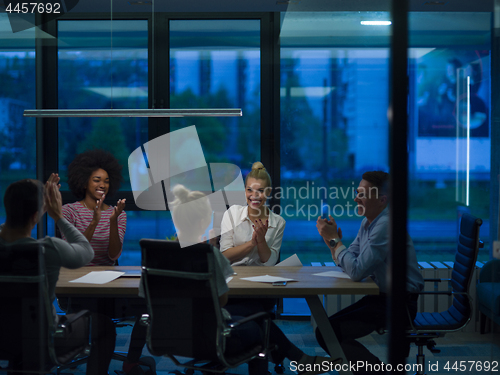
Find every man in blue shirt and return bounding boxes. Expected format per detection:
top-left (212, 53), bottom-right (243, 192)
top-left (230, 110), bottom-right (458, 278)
top-left (315, 171), bottom-right (424, 374)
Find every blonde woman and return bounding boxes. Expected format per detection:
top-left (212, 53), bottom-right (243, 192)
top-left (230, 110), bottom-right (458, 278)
top-left (220, 161), bottom-right (285, 266)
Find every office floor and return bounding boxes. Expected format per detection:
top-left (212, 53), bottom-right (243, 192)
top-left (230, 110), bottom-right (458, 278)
top-left (1, 319), bottom-right (498, 375)
top-left (78, 319), bottom-right (500, 375)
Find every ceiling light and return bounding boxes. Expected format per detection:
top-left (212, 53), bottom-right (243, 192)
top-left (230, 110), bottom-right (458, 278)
top-left (360, 21), bottom-right (392, 26)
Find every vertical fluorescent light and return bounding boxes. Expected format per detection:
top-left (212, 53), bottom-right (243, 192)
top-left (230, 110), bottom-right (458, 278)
top-left (466, 76), bottom-right (471, 207)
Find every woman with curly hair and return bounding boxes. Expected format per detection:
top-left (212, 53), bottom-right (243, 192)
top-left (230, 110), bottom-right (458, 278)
top-left (62, 149), bottom-right (127, 266)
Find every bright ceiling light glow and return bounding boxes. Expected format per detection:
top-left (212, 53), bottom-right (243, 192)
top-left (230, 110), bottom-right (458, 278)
top-left (360, 21), bottom-right (392, 26)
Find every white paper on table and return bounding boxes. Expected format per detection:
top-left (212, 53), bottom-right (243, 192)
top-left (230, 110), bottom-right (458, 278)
top-left (275, 254), bottom-right (303, 267)
top-left (69, 271), bottom-right (125, 284)
top-left (226, 276), bottom-right (233, 283)
top-left (240, 275), bottom-right (295, 283)
top-left (313, 270), bottom-right (351, 279)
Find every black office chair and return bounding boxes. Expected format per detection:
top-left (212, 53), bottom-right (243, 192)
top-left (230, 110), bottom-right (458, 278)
top-left (406, 213), bottom-right (483, 375)
top-left (0, 243), bottom-right (91, 374)
top-left (139, 239), bottom-right (272, 375)
top-left (477, 259), bottom-right (500, 333)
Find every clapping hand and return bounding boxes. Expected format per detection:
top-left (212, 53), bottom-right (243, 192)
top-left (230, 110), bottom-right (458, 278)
top-left (44, 181), bottom-right (63, 222)
top-left (110, 198), bottom-right (126, 222)
top-left (316, 215), bottom-right (342, 245)
top-left (252, 219), bottom-right (269, 245)
top-left (46, 173), bottom-right (61, 190)
top-left (91, 194), bottom-right (104, 224)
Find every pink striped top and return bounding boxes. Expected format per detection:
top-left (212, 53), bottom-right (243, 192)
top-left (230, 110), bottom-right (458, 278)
top-left (62, 201), bottom-right (127, 266)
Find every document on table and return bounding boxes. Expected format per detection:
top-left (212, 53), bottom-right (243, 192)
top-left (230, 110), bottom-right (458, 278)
top-left (313, 270), bottom-right (351, 279)
top-left (69, 271), bottom-right (125, 284)
top-left (241, 275), bottom-right (296, 283)
top-left (275, 254), bottom-right (302, 267)
top-left (226, 276), bottom-right (233, 283)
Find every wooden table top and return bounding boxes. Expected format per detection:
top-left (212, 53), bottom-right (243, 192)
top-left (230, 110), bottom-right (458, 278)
top-left (56, 266), bottom-right (379, 298)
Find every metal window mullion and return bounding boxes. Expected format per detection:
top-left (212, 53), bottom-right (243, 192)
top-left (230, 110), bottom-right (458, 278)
top-left (36, 14), bottom-right (58, 239)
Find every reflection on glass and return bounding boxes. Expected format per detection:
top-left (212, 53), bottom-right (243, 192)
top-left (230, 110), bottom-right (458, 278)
top-left (169, 19), bottom-right (261, 168)
top-left (409, 12), bottom-right (490, 263)
top-left (280, 12), bottom-right (390, 267)
top-left (57, 20), bottom-right (149, 190)
top-left (0, 14), bottom-right (36, 235)
top-left (57, 20), bottom-right (148, 264)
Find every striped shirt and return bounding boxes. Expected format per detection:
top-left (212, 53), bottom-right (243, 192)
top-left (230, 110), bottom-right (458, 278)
top-left (62, 201), bottom-right (127, 266)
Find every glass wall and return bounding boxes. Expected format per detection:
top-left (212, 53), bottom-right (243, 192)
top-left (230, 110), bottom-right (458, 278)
top-left (0, 14), bottom-right (36, 235)
top-left (408, 12), bottom-right (491, 262)
top-left (57, 20), bottom-right (149, 188)
top-left (169, 19), bottom-right (261, 170)
top-left (279, 12), bottom-right (391, 266)
top-left (0, 9), bottom-right (493, 268)
top-left (279, 12), bottom-right (491, 268)
top-left (168, 19), bottom-right (261, 257)
top-left (57, 20), bottom-right (162, 264)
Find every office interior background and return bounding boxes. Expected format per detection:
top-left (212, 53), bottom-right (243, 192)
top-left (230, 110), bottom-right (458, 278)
top-left (0, 0), bottom-right (498, 320)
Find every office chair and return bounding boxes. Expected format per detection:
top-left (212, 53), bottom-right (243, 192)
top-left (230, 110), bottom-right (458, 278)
top-left (477, 259), bottom-right (500, 333)
top-left (53, 227), bottom-right (151, 374)
top-left (139, 239), bottom-right (272, 375)
top-left (209, 230), bottom-right (284, 374)
top-left (0, 243), bottom-right (91, 374)
top-left (406, 213), bottom-right (483, 375)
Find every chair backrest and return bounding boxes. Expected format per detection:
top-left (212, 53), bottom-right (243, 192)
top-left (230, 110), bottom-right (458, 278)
top-left (449, 213), bottom-right (482, 325)
top-left (0, 242), bottom-right (54, 370)
top-left (140, 239), bottom-right (225, 360)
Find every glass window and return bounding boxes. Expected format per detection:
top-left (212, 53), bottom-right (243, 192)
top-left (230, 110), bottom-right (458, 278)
top-left (279, 12), bottom-right (391, 266)
top-left (408, 12), bottom-right (491, 262)
top-left (279, 11), bottom-right (491, 268)
top-left (169, 19), bottom-right (261, 169)
top-left (57, 20), bottom-right (149, 264)
top-left (279, 12), bottom-right (391, 315)
top-left (57, 20), bottom-right (149, 190)
top-left (0, 14), bottom-right (36, 235)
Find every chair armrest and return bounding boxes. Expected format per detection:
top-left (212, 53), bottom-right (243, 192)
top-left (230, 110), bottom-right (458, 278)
top-left (423, 278), bottom-right (451, 283)
top-left (59, 309), bottom-right (90, 327)
top-left (417, 291), bottom-right (452, 296)
top-left (227, 311), bottom-right (270, 329)
top-left (416, 291), bottom-right (469, 296)
top-left (54, 310), bottom-right (91, 338)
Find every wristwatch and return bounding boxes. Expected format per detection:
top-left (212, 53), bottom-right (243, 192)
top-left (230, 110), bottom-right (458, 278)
top-left (329, 238), bottom-right (340, 248)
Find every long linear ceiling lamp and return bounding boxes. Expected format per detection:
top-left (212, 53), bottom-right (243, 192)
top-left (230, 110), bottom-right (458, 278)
top-left (23, 108), bottom-right (242, 118)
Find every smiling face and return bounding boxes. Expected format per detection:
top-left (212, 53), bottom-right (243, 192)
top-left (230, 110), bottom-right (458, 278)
top-left (354, 179), bottom-right (387, 223)
top-left (85, 168), bottom-right (110, 201)
top-left (245, 177), bottom-right (271, 211)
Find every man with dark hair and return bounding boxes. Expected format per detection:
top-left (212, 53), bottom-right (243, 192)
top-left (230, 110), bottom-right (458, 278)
top-left (0, 176), bottom-right (116, 375)
top-left (315, 171), bottom-right (423, 374)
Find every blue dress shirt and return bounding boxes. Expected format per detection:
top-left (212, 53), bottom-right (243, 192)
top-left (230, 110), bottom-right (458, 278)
top-left (337, 207), bottom-right (424, 294)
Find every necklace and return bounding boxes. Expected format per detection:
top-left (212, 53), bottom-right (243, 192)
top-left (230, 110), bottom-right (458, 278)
top-left (82, 201), bottom-right (89, 209)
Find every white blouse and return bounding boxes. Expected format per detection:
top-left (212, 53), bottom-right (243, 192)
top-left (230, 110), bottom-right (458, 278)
top-left (219, 205), bottom-right (286, 266)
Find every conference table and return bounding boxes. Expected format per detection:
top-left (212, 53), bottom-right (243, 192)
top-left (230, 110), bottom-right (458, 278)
top-left (56, 266), bottom-right (379, 375)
